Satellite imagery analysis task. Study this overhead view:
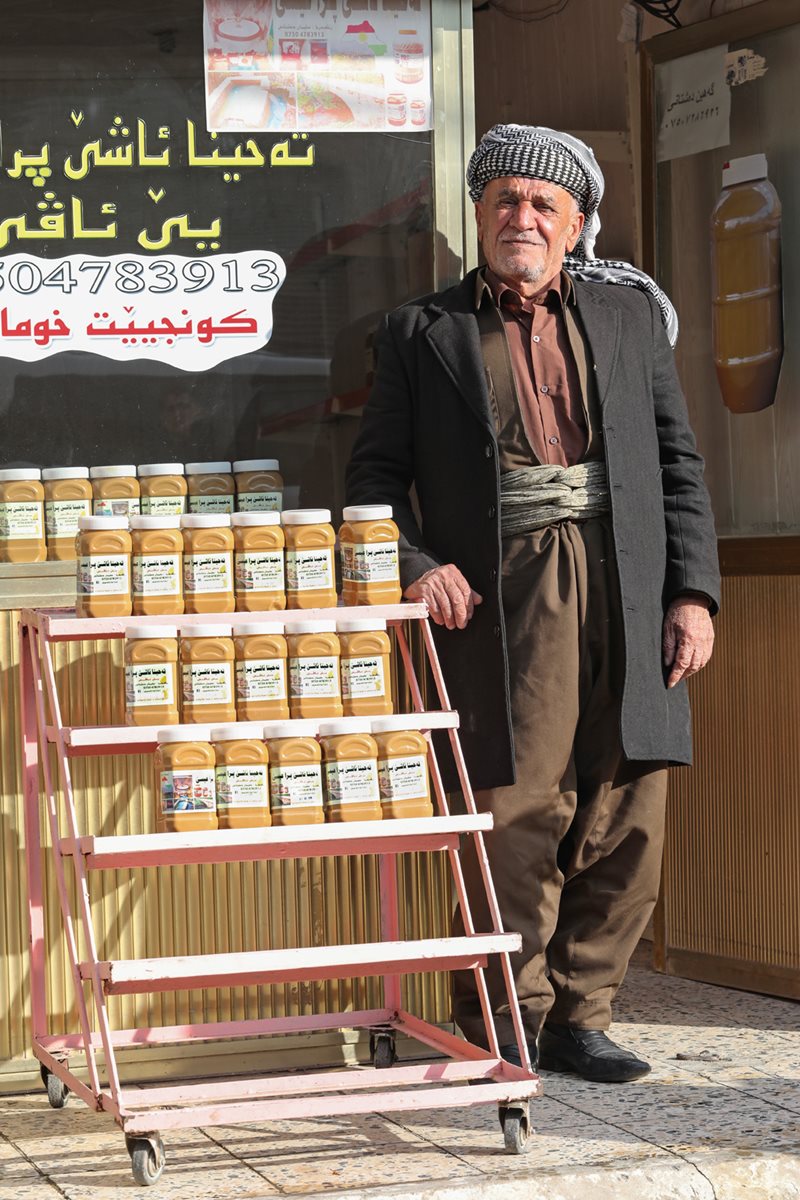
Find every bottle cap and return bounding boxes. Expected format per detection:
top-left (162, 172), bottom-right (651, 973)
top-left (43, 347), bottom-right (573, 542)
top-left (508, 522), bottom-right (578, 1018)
top-left (337, 618), bottom-right (388, 633)
top-left (78, 516), bottom-right (129, 531)
top-left (180, 514), bottom-right (232, 528)
top-left (288, 620), bottom-right (337, 635)
top-left (127, 624), bottom-right (179, 640)
top-left (210, 723), bottom-right (266, 741)
top-left (231, 512), bottom-right (281, 526)
top-left (0, 468), bottom-right (42, 482)
top-left (157, 725), bottom-right (212, 743)
top-left (236, 622), bottom-right (285, 636)
top-left (722, 153), bottom-right (768, 188)
top-left (129, 515), bottom-right (182, 530)
top-left (185, 461), bottom-right (232, 475)
top-left (137, 463), bottom-right (185, 477)
top-left (263, 720), bottom-right (320, 739)
top-left (41, 467), bottom-right (89, 481)
top-left (89, 465), bottom-right (137, 479)
top-left (342, 505), bottom-right (393, 522)
top-left (181, 624), bottom-right (233, 638)
top-left (318, 718), bottom-right (374, 737)
top-left (281, 508), bottom-right (331, 525)
top-left (233, 459), bottom-right (280, 472)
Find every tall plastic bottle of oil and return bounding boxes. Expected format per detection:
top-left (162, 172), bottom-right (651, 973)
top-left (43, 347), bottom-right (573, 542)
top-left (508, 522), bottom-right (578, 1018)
top-left (711, 153), bottom-right (782, 414)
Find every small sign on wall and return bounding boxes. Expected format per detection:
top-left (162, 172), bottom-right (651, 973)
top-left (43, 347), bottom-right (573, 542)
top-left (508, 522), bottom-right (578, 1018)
top-left (656, 45), bottom-right (731, 163)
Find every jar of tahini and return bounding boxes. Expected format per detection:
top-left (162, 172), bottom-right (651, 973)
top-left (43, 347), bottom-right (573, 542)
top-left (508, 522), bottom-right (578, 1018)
top-left (235, 622), bottom-right (290, 722)
top-left (124, 624), bottom-right (180, 727)
top-left (339, 505), bottom-right (401, 606)
top-left (282, 509), bottom-right (337, 609)
top-left (180, 624), bottom-right (236, 725)
top-left (155, 726), bottom-right (217, 833)
top-left (185, 461), bottom-right (235, 515)
top-left (138, 463), bottom-right (188, 516)
top-left (338, 618), bottom-right (393, 717)
top-left (42, 467), bottom-right (92, 561)
top-left (264, 721), bottom-right (324, 826)
top-left (371, 716), bottom-right (434, 819)
top-left (233, 458), bottom-right (283, 513)
top-left (76, 516), bottom-right (132, 617)
top-left (319, 718), bottom-right (382, 823)
top-left (0, 468), bottom-right (46, 563)
top-left (287, 620), bottom-right (343, 719)
top-left (212, 723), bottom-right (271, 829)
top-left (232, 511), bottom-right (286, 612)
top-left (181, 514), bottom-right (234, 614)
top-left (90, 465), bottom-right (141, 518)
top-left (130, 515), bottom-right (184, 617)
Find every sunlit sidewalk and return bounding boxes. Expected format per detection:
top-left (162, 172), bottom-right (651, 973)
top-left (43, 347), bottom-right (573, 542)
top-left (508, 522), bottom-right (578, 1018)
top-left (1, 949), bottom-right (799, 1199)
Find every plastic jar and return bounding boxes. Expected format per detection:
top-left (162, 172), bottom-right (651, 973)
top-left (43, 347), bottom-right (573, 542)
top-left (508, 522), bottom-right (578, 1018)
top-left (282, 509), bottom-right (337, 609)
top-left (139, 463), bottom-right (188, 516)
top-left (90, 466), bottom-right (141, 518)
top-left (235, 622), bottom-right (290, 722)
top-left (319, 719), bottom-right (382, 823)
top-left (212, 723), bottom-right (271, 829)
top-left (155, 727), bottom-right (218, 832)
top-left (0, 468), bottom-right (46, 563)
top-left (233, 458), bottom-right (283, 512)
top-left (338, 619), bottom-right (393, 717)
top-left (180, 624), bottom-right (236, 725)
top-left (287, 620), bottom-right (343, 719)
top-left (130, 516), bottom-right (184, 617)
top-left (393, 29), bottom-right (424, 84)
top-left (265, 722), bottom-right (324, 826)
top-left (124, 624), bottom-right (180, 727)
top-left (76, 516), bottom-right (132, 617)
top-left (181, 514), bottom-right (235, 614)
top-left (339, 505), bottom-right (401, 606)
top-left (372, 716), bottom-right (434, 819)
top-left (233, 512), bottom-right (286, 612)
top-left (42, 468), bottom-right (92, 561)
top-left (185, 461), bottom-right (235, 515)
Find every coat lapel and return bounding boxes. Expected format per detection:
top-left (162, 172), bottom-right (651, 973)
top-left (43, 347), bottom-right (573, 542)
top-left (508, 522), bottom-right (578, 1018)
top-left (424, 272), bottom-right (494, 432)
top-left (573, 279), bottom-right (621, 408)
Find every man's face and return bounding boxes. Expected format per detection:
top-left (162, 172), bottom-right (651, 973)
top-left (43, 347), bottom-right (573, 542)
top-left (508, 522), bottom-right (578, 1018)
top-left (474, 176), bottom-right (585, 292)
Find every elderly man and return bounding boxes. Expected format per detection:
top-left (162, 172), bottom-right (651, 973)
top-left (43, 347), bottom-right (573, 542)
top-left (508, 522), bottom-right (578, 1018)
top-left (345, 125), bottom-right (719, 1082)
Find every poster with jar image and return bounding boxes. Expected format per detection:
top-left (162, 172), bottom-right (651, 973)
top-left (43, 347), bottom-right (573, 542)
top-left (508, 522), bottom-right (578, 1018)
top-left (204, 0), bottom-right (432, 134)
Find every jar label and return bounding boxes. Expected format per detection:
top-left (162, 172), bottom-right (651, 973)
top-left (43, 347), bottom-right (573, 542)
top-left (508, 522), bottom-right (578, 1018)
top-left (182, 661), bottom-right (233, 705)
top-left (341, 656), bottom-right (386, 699)
top-left (286, 547), bottom-right (334, 592)
top-left (45, 499), bottom-right (91, 538)
top-left (236, 658), bottom-right (287, 701)
top-left (133, 554), bottom-right (182, 597)
top-left (141, 494), bottom-right (187, 516)
top-left (378, 754), bottom-right (428, 801)
top-left (324, 758), bottom-right (380, 807)
top-left (125, 663), bottom-right (176, 708)
top-left (77, 555), bottom-right (129, 595)
top-left (184, 551), bottom-right (232, 594)
top-left (0, 501), bottom-right (44, 540)
top-left (237, 491), bottom-right (283, 513)
top-left (160, 768), bottom-right (216, 815)
top-left (289, 655), bottom-right (339, 698)
top-left (216, 763), bottom-right (269, 809)
top-left (94, 497), bottom-right (141, 517)
top-left (235, 550), bottom-right (285, 593)
top-left (188, 494), bottom-right (234, 515)
top-left (270, 763), bottom-right (323, 809)
top-left (341, 542), bottom-right (399, 584)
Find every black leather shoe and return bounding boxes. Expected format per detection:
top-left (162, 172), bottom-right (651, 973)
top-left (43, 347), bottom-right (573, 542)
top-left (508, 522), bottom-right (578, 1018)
top-left (499, 1041), bottom-right (538, 1071)
top-left (538, 1023), bottom-right (650, 1083)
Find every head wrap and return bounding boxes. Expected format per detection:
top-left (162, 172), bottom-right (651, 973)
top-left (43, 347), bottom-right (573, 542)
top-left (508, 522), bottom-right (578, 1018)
top-left (467, 123), bottom-right (679, 346)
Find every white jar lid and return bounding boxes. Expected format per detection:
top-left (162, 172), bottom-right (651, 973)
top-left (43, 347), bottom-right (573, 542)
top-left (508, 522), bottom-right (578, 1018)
top-left (337, 618), bottom-right (388, 633)
top-left (281, 508), bottom-right (331, 525)
top-left (231, 512), bottom-right (281, 527)
top-left (288, 620), bottom-right (337, 635)
top-left (181, 514), bottom-right (232, 528)
top-left (181, 624), bottom-right (233, 638)
top-left (318, 718), bottom-right (374, 737)
top-left (137, 463), bottom-right (185, 477)
top-left (342, 505), bottom-right (393, 521)
top-left (371, 715), bottom-right (428, 734)
top-left (185, 461), bottom-right (232, 474)
top-left (237, 622), bottom-right (285, 636)
top-left (0, 467), bottom-right (42, 482)
top-left (157, 725), bottom-right (212, 743)
top-left (263, 720), bottom-right (319, 740)
top-left (127, 624), bottom-right (179, 640)
top-left (130, 515), bottom-right (182, 530)
top-left (233, 459), bottom-right (280, 472)
top-left (41, 467), bottom-right (90, 481)
top-left (89, 465), bottom-right (137, 479)
top-left (78, 516), bottom-right (129, 531)
top-left (210, 722), bottom-right (266, 742)
top-left (722, 153), bottom-right (768, 188)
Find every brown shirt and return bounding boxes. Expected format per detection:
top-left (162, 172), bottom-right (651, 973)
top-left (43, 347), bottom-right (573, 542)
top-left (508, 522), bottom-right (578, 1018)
top-left (476, 268), bottom-right (589, 468)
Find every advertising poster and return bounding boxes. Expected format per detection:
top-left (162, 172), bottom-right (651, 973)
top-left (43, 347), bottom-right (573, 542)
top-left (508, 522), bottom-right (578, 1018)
top-left (204, 0), bottom-right (432, 134)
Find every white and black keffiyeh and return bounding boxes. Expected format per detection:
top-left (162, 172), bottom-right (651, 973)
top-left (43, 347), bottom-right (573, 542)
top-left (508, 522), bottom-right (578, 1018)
top-left (467, 124), bottom-right (678, 347)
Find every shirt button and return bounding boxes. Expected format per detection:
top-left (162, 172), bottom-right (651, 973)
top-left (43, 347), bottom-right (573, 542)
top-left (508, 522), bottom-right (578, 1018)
top-left (493, 624), bottom-right (501, 638)
top-left (490, 567), bottom-right (498, 582)
top-left (487, 505), bottom-right (496, 519)
top-left (485, 443), bottom-right (494, 459)
top-left (540, 385), bottom-right (549, 394)
top-left (549, 436), bottom-right (559, 445)
top-left (532, 335), bottom-right (541, 343)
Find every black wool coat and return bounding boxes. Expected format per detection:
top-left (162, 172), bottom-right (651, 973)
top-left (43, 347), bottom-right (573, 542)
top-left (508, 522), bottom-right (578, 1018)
top-left (345, 268), bottom-right (721, 791)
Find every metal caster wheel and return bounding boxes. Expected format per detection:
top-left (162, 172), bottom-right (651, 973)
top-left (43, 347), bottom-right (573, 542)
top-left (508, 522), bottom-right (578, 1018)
top-left (40, 1065), bottom-right (69, 1109)
top-left (370, 1032), bottom-right (397, 1069)
top-left (127, 1134), bottom-right (166, 1186)
top-left (499, 1103), bottom-right (532, 1155)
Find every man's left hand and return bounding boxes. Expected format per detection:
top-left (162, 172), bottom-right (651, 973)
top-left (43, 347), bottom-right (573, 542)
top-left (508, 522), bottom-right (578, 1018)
top-left (662, 597), bottom-right (715, 688)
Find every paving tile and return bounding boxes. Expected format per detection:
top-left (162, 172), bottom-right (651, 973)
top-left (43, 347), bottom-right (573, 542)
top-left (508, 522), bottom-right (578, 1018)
top-left (250, 1145), bottom-right (480, 1194)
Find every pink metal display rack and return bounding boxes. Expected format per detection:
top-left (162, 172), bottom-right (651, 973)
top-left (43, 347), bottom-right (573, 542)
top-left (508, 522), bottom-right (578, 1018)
top-left (19, 603), bottom-right (539, 1186)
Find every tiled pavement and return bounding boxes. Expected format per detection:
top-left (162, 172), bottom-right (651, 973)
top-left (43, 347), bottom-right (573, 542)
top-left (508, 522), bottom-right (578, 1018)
top-left (1, 952), bottom-right (799, 1199)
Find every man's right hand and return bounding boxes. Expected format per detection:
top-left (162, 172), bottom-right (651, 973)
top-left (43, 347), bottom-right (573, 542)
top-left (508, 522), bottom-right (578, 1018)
top-left (404, 564), bottom-right (483, 630)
